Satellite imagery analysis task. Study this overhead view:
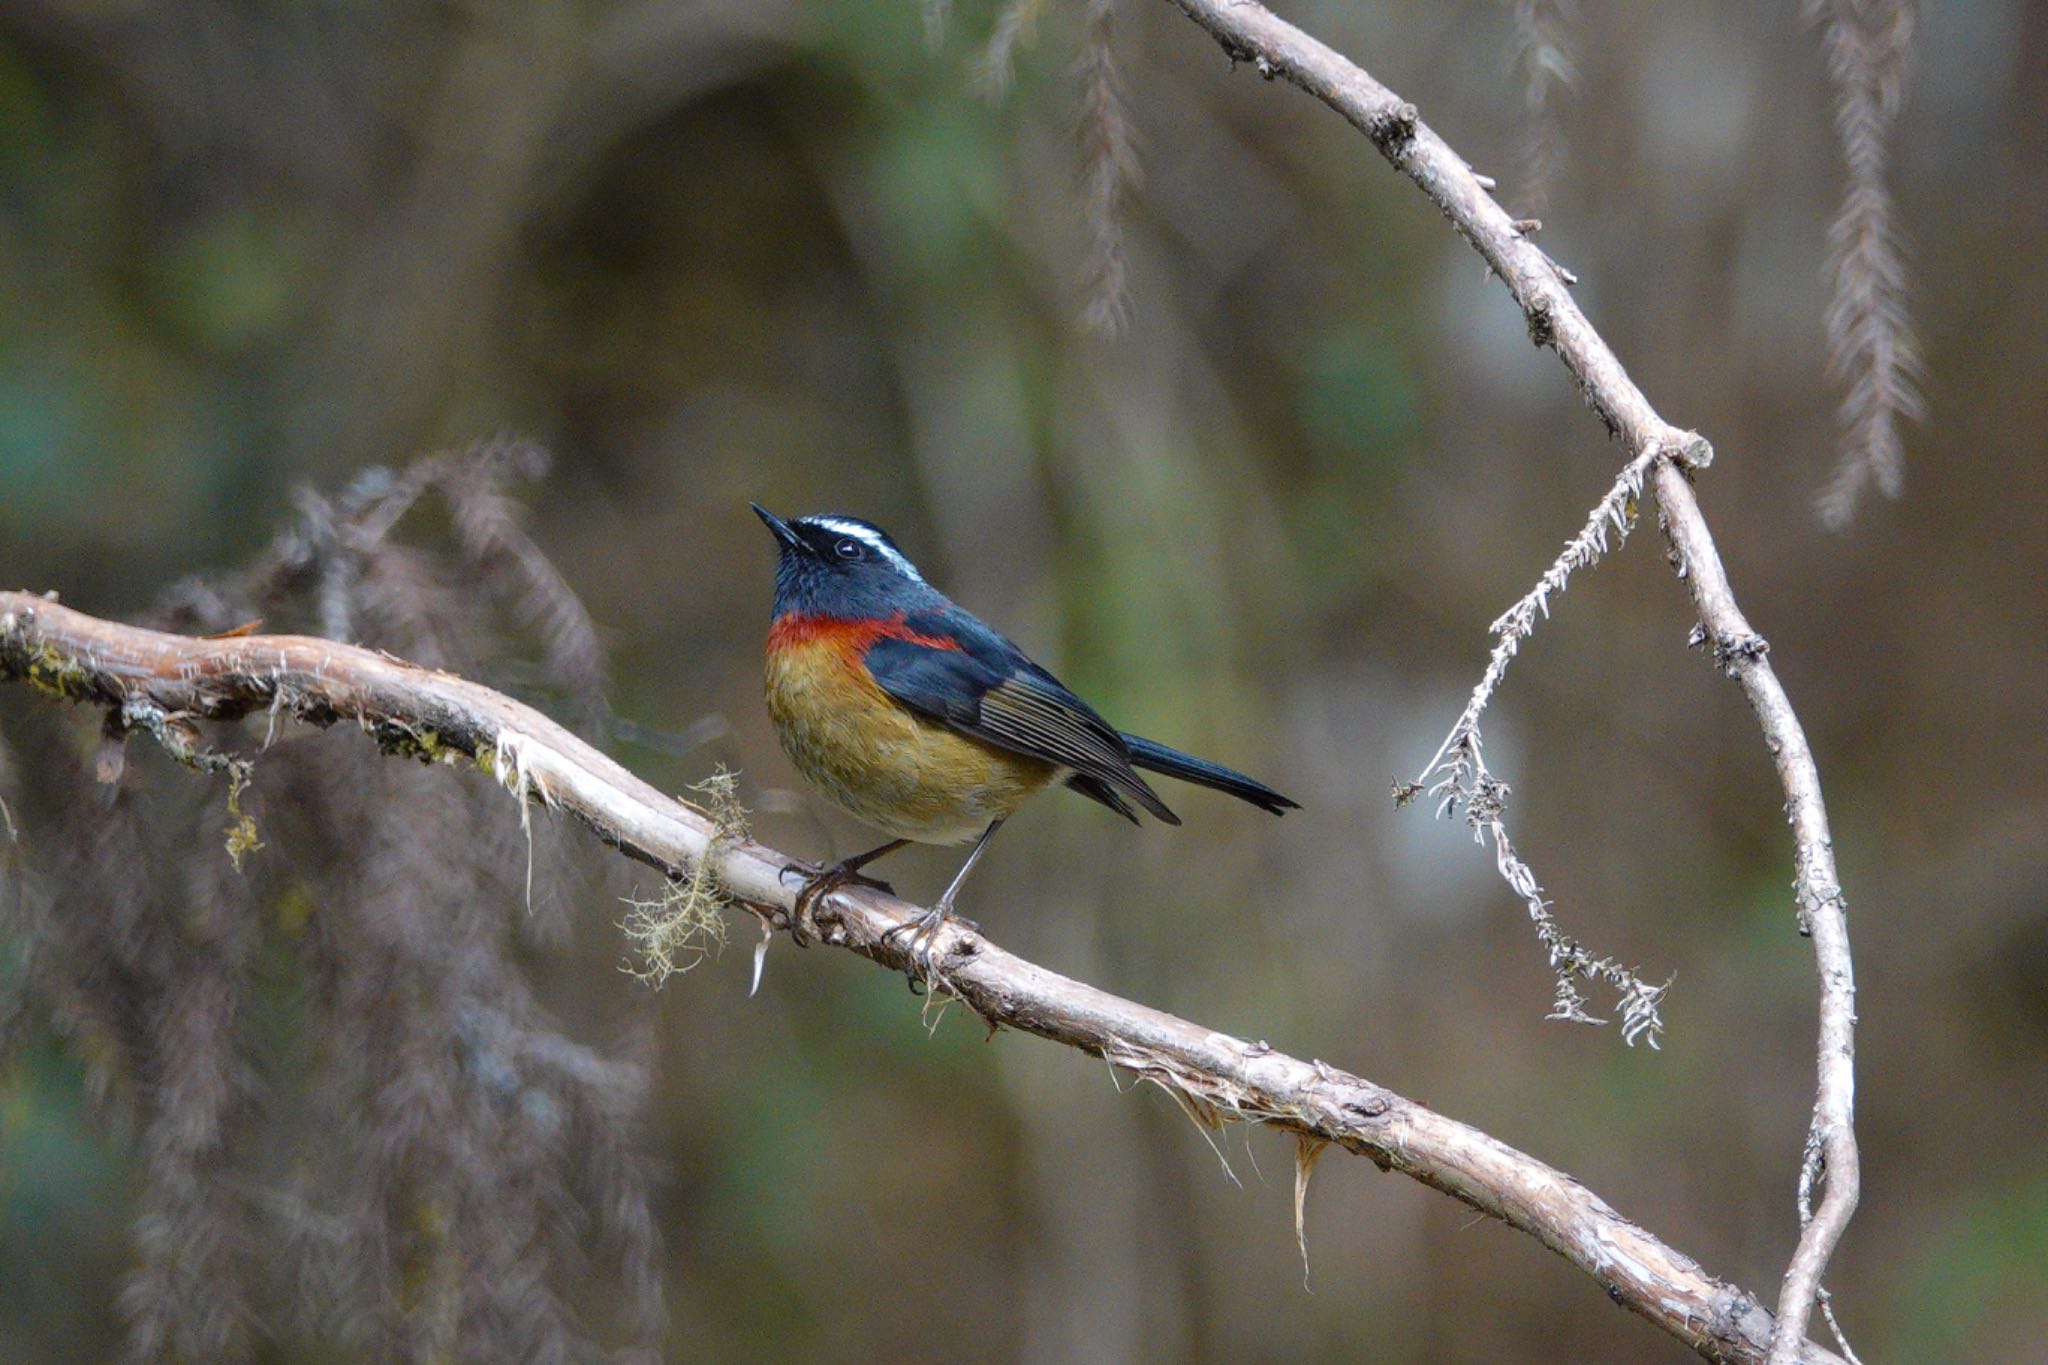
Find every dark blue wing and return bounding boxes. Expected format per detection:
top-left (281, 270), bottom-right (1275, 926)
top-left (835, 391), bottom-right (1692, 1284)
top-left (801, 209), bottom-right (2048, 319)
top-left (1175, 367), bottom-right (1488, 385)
top-left (856, 636), bottom-right (990, 729)
top-left (865, 610), bottom-right (1178, 824)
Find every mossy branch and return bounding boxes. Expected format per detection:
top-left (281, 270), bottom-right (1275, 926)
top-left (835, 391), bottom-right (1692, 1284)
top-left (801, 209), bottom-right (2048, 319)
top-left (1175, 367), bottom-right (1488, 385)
top-left (0, 589), bottom-right (1839, 1365)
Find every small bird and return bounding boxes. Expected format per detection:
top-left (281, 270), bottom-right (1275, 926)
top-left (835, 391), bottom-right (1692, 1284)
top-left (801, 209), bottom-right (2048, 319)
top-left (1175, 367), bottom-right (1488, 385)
top-left (753, 504), bottom-right (1296, 968)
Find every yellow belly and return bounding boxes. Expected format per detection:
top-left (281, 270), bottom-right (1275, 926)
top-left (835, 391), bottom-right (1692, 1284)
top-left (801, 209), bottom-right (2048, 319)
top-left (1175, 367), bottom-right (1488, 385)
top-left (766, 637), bottom-right (1055, 845)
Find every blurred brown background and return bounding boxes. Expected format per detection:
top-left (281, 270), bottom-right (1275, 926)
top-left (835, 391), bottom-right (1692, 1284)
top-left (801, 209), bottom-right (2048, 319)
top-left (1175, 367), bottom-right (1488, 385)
top-left (2, 0), bottom-right (2044, 1360)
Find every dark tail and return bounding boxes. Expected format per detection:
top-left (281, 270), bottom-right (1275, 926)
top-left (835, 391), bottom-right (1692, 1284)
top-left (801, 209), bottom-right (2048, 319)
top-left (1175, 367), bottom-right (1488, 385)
top-left (1119, 734), bottom-right (1299, 816)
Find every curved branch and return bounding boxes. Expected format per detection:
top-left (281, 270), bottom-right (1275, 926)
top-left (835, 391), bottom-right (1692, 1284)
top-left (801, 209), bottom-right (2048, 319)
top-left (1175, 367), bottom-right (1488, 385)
top-left (1153, 3), bottom-right (1858, 1359)
top-left (2, 592), bottom-right (1840, 1363)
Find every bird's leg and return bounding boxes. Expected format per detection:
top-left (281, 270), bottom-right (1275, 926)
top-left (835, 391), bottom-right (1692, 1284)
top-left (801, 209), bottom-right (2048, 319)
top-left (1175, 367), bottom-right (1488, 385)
top-left (789, 839), bottom-right (909, 947)
top-left (884, 819), bottom-right (1004, 987)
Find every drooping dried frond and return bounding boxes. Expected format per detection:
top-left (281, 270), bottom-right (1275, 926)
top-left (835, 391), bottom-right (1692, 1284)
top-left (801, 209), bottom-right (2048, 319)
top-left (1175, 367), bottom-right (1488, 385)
top-left (1398, 448), bottom-right (1669, 1044)
top-left (924, 0), bottom-right (954, 52)
top-left (162, 438), bottom-right (609, 729)
top-left (0, 733), bottom-right (20, 1066)
top-left (975, 0), bottom-right (1048, 98)
top-left (2, 452), bottom-right (664, 1359)
top-left (0, 728), bottom-right (17, 829)
top-left (962, 0), bottom-right (1137, 327)
top-left (117, 819), bottom-right (261, 1361)
top-left (1293, 1133), bottom-right (1330, 1286)
top-left (1510, 0), bottom-right (1577, 218)
top-left (1077, 0), bottom-right (1139, 334)
top-left (425, 439), bottom-right (609, 727)
top-left (1806, 0), bottom-right (1922, 528)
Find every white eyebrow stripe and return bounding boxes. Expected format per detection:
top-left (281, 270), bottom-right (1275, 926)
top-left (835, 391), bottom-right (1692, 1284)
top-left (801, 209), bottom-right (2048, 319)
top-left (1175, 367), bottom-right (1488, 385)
top-left (809, 517), bottom-right (926, 583)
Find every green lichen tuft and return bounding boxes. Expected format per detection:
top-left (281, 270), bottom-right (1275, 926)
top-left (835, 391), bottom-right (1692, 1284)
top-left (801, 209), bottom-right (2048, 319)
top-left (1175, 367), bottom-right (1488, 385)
top-left (223, 764), bottom-right (263, 871)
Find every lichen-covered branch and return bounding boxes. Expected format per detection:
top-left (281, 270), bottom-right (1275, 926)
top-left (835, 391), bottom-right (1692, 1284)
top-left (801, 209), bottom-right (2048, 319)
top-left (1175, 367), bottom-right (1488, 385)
top-left (0, 590), bottom-right (1840, 1363)
top-left (1153, 3), bottom-right (1858, 1358)
top-left (1398, 448), bottom-right (1667, 1041)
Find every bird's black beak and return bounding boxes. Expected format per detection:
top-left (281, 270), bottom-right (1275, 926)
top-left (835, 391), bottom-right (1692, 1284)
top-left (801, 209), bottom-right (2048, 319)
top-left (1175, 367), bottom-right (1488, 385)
top-left (751, 503), bottom-right (804, 553)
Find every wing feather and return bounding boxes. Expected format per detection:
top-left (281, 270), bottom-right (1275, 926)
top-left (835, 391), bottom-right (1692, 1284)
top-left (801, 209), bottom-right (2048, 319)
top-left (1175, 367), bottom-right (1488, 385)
top-left (864, 635), bottom-right (1177, 824)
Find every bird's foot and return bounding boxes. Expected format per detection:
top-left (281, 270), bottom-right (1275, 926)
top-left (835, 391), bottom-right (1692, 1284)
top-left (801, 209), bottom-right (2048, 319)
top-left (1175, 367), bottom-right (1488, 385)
top-left (881, 904), bottom-right (978, 993)
top-left (787, 859), bottom-right (895, 947)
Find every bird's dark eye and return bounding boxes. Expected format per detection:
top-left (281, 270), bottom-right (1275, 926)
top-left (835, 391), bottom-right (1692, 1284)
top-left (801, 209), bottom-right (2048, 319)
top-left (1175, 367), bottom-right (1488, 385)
top-left (834, 538), bottom-right (863, 560)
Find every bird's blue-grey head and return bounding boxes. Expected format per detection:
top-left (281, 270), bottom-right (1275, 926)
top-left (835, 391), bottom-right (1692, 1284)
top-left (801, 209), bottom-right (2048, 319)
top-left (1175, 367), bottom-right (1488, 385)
top-left (752, 505), bottom-right (945, 619)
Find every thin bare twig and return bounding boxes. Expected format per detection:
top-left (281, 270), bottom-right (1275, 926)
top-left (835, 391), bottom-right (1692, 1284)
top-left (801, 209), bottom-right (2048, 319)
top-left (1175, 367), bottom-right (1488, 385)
top-left (0, 592), bottom-right (1842, 1364)
top-left (1153, 3), bottom-right (1857, 1359)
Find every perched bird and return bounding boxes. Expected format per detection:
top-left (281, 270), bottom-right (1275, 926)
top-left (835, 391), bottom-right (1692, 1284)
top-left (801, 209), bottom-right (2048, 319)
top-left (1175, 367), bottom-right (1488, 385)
top-left (753, 504), bottom-right (1296, 967)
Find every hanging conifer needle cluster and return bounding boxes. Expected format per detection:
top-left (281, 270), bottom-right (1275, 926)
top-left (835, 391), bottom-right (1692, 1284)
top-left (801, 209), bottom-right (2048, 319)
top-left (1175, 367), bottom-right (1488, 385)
top-left (0, 442), bottom-right (664, 1360)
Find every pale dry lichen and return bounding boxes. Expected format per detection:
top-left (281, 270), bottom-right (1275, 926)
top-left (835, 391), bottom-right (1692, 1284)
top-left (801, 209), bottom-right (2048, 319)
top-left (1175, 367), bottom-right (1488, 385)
top-left (619, 767), bottom-right (748, 987)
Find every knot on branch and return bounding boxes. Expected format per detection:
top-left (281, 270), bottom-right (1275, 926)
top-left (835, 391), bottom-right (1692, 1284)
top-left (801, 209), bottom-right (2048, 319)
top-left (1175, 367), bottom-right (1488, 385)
top-left (1298, 1061), bottom-right (1393, 1156)
top-left (1666, 430), bottom-right (1715, 472)
top-left (1321, 1074), bottom-right (1392, 1126)
top-left (1369, 101), bottom-right (1418, 151)
top-left (1345, 1091), bottom-right (1392, 1122)
top-left (1687, 625), bottom-right (1770, 675)
top-left (1791, 848), bottom-right (1849, 938)
top-left (1218, 37), bottom-right (1256, 71)
top-left (1703, 1288), bottom-right (1778, 1354)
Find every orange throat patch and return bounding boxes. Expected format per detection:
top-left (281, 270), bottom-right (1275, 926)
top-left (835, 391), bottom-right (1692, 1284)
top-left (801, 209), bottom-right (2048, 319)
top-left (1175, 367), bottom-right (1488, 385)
top-left (766, 610), bottom-right (961, 656)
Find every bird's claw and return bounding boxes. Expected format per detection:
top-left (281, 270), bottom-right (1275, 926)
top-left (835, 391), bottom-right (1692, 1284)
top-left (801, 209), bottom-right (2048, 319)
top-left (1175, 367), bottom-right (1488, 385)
top-left (786, 860), bottom-right (895, 948)
top-left (882, 905), bottom-right (978, 992)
